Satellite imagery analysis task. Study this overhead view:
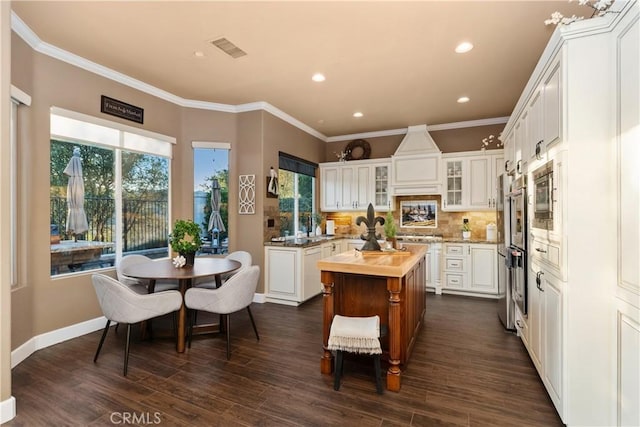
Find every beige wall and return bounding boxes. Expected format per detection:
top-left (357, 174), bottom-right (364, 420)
top-left (1, 0), bottom-right (13, 404)
top-left (8, 28), bottom-right (327, 351)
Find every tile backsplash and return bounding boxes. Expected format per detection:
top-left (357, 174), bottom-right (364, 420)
top-left (325, 195), bottom-right (497, 240)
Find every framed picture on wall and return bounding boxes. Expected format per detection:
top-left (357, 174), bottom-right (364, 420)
top-left (400, 200), bottom-right (437, 228)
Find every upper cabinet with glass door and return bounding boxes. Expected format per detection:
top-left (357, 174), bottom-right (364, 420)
top-left (442, 150), bottom-right (504, 212)
top-left (319, 158), bottom-right (392, 212)
top-left (372, 160), bottom-right (392, 211)
top-left (443, 159), bottom-right (464, 210)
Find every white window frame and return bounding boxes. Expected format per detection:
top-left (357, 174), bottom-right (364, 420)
top-left (50, 107), bottom-right (174, 273)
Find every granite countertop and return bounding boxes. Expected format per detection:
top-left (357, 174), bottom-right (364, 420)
top-left (264, 234), bottom-right (497, 247)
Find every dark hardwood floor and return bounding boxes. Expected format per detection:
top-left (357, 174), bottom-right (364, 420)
top-left (7, 294), bottom-right (562, 426)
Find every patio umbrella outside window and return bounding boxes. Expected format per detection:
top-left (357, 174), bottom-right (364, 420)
top-left (64, 147), bottom-right (89, 239)
top-left (207, 179), bottom-right (225, 246)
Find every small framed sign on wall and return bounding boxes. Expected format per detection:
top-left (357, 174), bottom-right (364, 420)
top-left (101, 95), bottom-right (144, 124)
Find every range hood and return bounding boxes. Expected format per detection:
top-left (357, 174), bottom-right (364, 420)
top-left (394, 124), bottom-right (441, 156)
top-left (391, 125), bottom-right (443, 196)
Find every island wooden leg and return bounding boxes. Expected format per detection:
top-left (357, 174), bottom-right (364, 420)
top-left (320, 271), bottom-right (335, 374)
top-left (387, 282), bottom-right (402, 391)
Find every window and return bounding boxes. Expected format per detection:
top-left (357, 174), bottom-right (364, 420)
top-left (193, 142), bottom-right (230, 254)
top-left (49, 108), bottom-right (174, 276)
top-left (278, 152), bottom-right (317, 237)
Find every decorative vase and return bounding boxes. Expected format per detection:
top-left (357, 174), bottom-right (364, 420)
top-left (462, 231), bottom-right (471, 240)
top-left (316, 225), bottom-right (322, 236)
top-left (180, 252), bottom-right (196, 266)
top-left (387, 237), bottom-right (398, 249)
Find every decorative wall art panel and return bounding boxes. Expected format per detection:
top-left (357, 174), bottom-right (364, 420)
top-left (400, 200), bottom-right (437, 228)
top-left (239, 174), bottom-right (256, 214)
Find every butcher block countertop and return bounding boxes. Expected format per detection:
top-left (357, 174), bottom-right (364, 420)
top-left (317, 245), bottom-right (428, 278)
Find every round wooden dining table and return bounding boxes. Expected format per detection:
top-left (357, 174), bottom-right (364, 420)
top-left (122, 257), bottom-right (241, 353)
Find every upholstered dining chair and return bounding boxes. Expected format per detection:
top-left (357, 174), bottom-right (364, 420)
top-left (193, 250), bottom-right (252, 289)
top-left (185, 265), bottom-right (260, 359)
top-left (91, 273), bottom-right (182, 376)
top-left (116, 254), bottom-right (179, 293)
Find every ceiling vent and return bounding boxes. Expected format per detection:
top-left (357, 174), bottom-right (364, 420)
top-left (209, 37), bottom-right (247, 59)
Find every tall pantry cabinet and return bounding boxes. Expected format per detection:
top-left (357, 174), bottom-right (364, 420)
top-left (500, 3), bottom-right (639, 425)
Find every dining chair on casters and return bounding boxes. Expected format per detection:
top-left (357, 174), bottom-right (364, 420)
top-left (185, 265), bottom-right (260, 360)
top-left (91, 274), bottom-right (182, 376)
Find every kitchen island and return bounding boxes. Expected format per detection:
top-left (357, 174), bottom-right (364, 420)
top-left (317, 245), bottom-right (427, 391)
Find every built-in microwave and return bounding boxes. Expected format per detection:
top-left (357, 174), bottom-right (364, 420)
top-left (532, 161), bottom-right (554, 231)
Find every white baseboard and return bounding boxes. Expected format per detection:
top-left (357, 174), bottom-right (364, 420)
top-left (0, 396), bottom-right (16, 424)
top-left (11, 294), bottom-right (267, 368)
top-left (11, 316), bottom-right (108, 368)
top-left (10, 293), bottom-right (267, 369)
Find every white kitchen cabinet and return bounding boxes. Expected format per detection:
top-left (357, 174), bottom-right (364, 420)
top-left (443, 159), bottom-right (464, 209)
top-left (320, 164), bottom-right (341, 211)
top-left (441, 243), bottom-right (497, 297)
top-left (341, 163), bottom-right (371, 210)
top-left (319, 159), bottom-right (391, 212)
top-left (528, 261), bottom-right (563, 412)
top-left (514, 114), bottom-right (526, 177)
top-left (371, 161), bottom-right (392, 211)
top-left (469, 244), bottom-right (497, 295)
top-left (321, 239), bottom-right (343, 258)
top-left (503, 131), bottom-right (515, 174)
top-left (503, 6), bottom-right (637, 423)
top-left (265, 245), bottom-right (324, 306)
top-left (442, 151), bottom-right (504, 212)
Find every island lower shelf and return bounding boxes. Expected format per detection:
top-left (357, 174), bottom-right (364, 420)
top-left (317, 245), bottom-right (427, 392)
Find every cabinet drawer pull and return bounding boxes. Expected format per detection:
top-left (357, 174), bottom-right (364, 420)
top-left (535, 247), bottom-right (547, 253)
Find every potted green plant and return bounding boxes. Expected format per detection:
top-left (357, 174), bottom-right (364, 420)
top-left (462, 218), bottom-right (471, 240)
top-left (170, 219), bottom-right (202, 266)
top-left (384, 211), bottom-right (397, 249)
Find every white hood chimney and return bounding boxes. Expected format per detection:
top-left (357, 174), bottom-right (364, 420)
top-left (394, 124), bottom-right (441, 156)
top-left (390, 124), bottom-right (443, 196)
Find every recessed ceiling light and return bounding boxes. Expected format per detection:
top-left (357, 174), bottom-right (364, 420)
top-left (455, 42), bottom-right (474, 53)
top-left (194, 51), bottom-right (205, 57)
top-left (457, 96), bottom-right (470, 103)
top-left (353, 112), bottom-right (363, 118)
top-left (312, 73), bottom-right (326, 82)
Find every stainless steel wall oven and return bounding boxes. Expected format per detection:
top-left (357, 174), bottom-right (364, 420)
top-left (532, 160), bottom-right (554, 231)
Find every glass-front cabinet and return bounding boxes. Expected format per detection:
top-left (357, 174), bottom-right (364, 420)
top-left (444, 159), bottom-right (464, 210)
top-left (372, 162), bottom-right (392, 211)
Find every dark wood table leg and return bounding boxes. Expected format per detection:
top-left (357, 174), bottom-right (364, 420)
top-left (176, 278), bottom-right (191, 353)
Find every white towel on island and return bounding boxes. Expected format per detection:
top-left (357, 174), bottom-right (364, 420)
top-left (328, 315), bottom-right (382, 355)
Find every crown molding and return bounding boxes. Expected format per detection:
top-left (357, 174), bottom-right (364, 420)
top-left (326, 128), bottom-right (406, 143)
top-left (326, 117), bottom-right (509, 142)
top-left (427, 116), bottom-right (509, 132)
top-left (12, 10), bottom-right (511, 145)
